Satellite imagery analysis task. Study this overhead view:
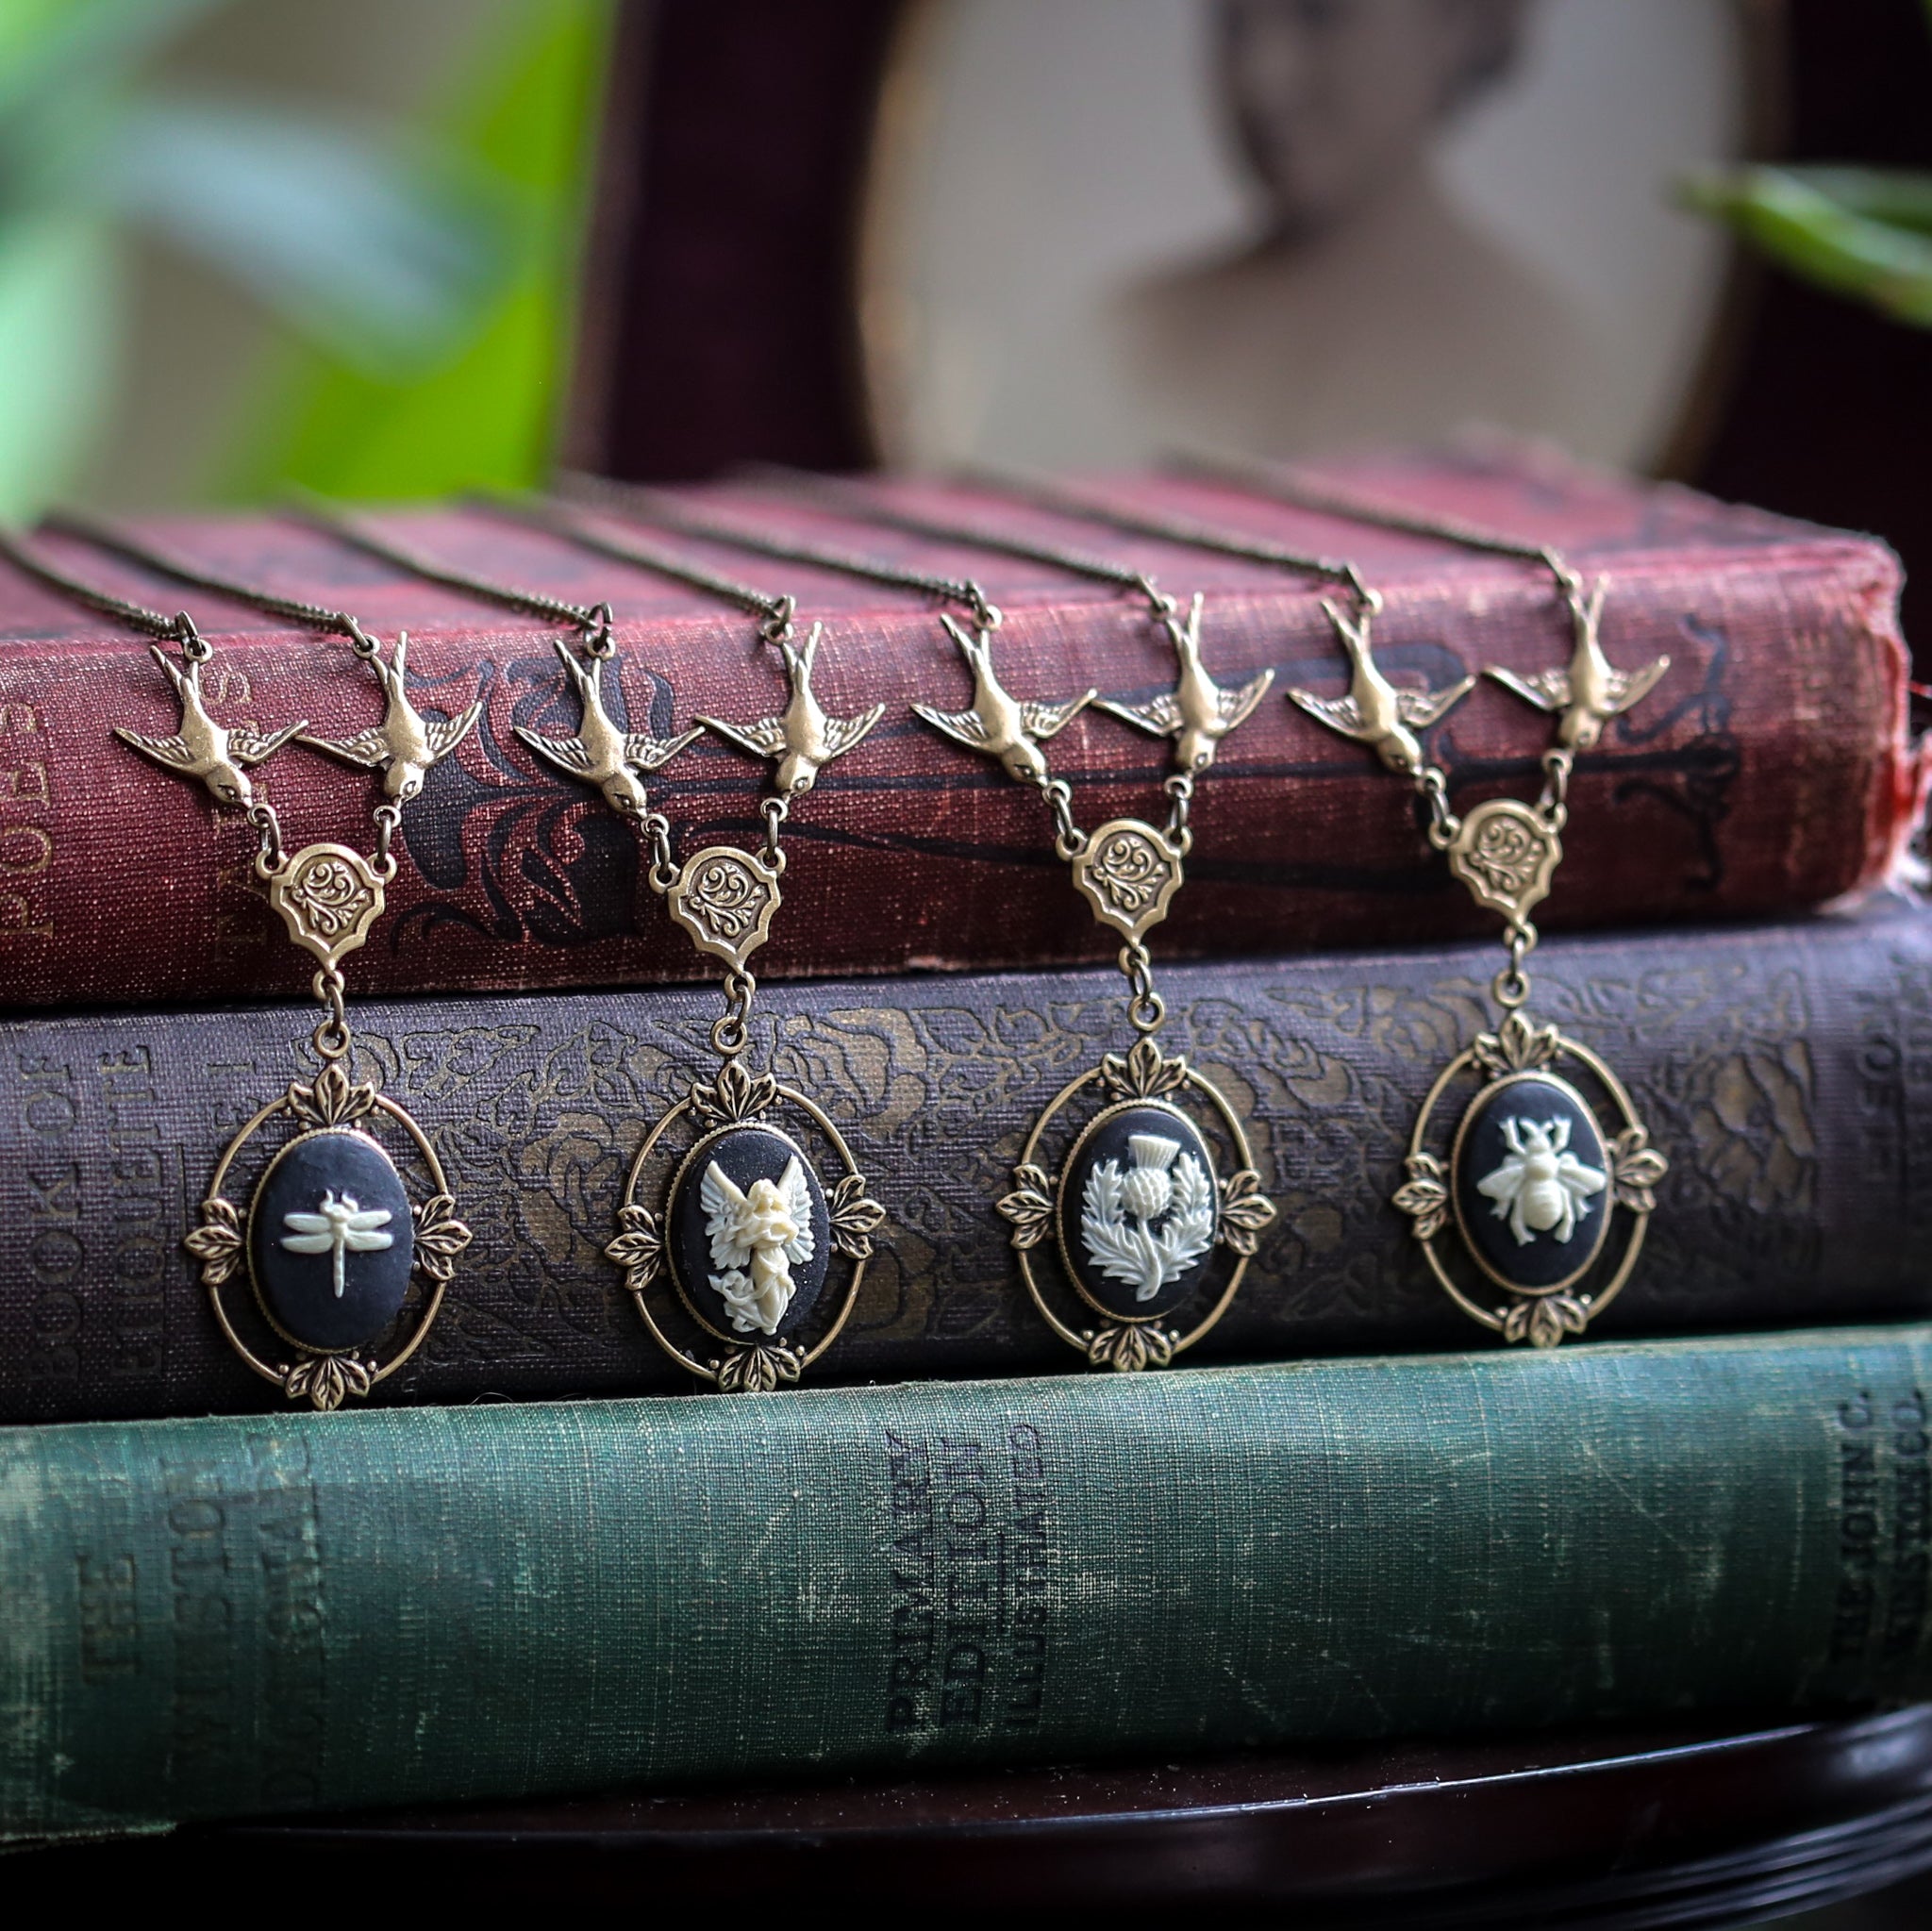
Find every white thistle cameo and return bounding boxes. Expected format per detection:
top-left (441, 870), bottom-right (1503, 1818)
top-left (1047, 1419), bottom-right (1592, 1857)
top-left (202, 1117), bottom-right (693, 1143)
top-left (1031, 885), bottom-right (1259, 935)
top-left (1081, 1132), bottom-right (1215, 1303)
top-left (1475, 1117), bottom-right (1606, 1246)
top-left (278, 1190), bottom-right (395, 1298)
top-left (702, 1156), bottom-right (816, 1335)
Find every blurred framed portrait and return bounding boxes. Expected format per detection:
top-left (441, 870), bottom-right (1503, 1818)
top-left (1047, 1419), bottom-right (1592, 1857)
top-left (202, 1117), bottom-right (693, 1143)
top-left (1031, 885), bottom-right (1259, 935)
top-left (856, 0), bottom-right (1779, 473)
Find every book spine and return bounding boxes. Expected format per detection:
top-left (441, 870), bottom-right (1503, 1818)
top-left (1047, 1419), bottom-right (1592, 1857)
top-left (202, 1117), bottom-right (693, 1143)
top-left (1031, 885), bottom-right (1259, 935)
top-left (4, 1326), bottom-right (1931, 1838)
top-left (6, 907), bottom-right (1931, 1422)
top-left (0, 508), bottom-right (1910, 1007)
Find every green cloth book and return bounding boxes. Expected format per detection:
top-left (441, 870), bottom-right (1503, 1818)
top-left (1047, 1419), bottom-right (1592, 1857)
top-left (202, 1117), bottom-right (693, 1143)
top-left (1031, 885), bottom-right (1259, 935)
top-left (5, 1325), bottom-right (1931, 1839)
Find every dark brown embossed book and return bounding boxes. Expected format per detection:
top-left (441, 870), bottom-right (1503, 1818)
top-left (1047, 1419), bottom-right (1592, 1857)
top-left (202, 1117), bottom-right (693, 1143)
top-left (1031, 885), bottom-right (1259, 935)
top-left (7, 902), bottom-right (1928, 1421)
top-left (0, 446), bottom-right (1922, 1009)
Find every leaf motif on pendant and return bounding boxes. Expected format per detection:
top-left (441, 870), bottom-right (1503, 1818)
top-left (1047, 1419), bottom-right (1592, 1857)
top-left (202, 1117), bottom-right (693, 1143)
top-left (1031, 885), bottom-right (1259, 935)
top-left (1084, 1323), bottom-right (1176, 1373)
top-left (413, 1191), bottom-right (473, 1283)
top-left (185, 1195), bottom-right (244, 1287)
top-left (1502, 1293), bottom-right (1591, 1349)
top-left (998, 1162), bottom-right (1055, 1250)
top-left (1610, 1123), bottom-right (1670, 1213)
top-left (281, 1352), bottom-right (375, 1410)
top-left (714, 1340), bottom-right (805, 1393)
top-left (605, 1202), bottom-right (665, 1293)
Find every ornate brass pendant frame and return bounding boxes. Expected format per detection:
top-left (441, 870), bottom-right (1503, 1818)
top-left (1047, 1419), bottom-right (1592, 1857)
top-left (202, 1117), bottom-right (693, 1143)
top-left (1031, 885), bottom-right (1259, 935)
top-left (608, 1062), bottom-right (879, 1392)
top-left (1394, 1013), bottom-right (1666, 1349)
top-left (56, 530), bottom-right (486, 1407)
top-left (999, 1037), bottom-right (1274, 1373)
top-left (190, 1055), bottom-right (467, 1410)
top-left (579, 608), bottom-right (885, 1394)
top-left (1289, 567), bottom-right (1672, 1347)
top-left (914, 593), bottom-right (1278, 1371)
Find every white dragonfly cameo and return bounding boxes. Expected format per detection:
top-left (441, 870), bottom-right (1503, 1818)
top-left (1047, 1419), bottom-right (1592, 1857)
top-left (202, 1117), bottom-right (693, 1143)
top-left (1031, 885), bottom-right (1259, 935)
top-left (1476, 1117), bottom-right (1606, 1246)
top-left (703, 1157), bottom-right (816, 1336)
top-left (279, 1190), bottom-right (395, 1297)
top-left (1081, 1132), bottom-right (1216, 1303)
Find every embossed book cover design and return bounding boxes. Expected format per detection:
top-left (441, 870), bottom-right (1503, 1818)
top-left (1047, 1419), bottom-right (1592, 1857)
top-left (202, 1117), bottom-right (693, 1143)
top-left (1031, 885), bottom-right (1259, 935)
top-left (0, 450), bottom-right (1917, 1007)
top-left (6, 905), bottom-right (1927, 1420)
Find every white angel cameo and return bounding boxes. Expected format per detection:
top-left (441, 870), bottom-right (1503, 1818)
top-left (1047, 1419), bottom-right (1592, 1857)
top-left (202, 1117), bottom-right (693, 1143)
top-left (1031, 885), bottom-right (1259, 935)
top-left (702, 1156), bottom-right (816, 1334)
top-left (1081, 1131), bottom-right (1215, 1303)
top-left (1475, 1117), bottom-right (1606, 1246)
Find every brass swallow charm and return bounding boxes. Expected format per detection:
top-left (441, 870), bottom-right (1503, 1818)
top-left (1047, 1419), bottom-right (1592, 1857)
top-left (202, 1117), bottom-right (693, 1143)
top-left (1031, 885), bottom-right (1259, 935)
top-left (1093, 592), bottom-right (1273, 774)
top-left (516, 638), bottom-right (702, 818)
top-left (1289, 598), bottom-right (1474, 776)
top-left (1485, 575), bottom-right (1669, 750)
top-left (300, 632), bottom-right (482, 802)
top-left (697, 624), bottom-right (884, 797)
top-left (113, 643), bottom-right (307, 808)
top-left (913, 614), bottom-right (1097, 784)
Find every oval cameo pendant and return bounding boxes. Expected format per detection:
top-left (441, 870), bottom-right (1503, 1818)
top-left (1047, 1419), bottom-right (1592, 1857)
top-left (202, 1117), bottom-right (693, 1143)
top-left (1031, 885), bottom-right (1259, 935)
top-left (185, 1059), bottom-right (471, 1409)
top-left (1394, 1011), bottom-right (1668, 1348)
top-left (999, 1036), bottom-right (1275, 1372)
top-left (607, 1059), bottom-right (882, 1393)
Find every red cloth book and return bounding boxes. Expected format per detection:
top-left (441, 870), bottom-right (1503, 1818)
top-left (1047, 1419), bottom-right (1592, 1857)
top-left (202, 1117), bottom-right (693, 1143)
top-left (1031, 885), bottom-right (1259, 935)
top-left (0, 447), bottom-right (1919, 1009)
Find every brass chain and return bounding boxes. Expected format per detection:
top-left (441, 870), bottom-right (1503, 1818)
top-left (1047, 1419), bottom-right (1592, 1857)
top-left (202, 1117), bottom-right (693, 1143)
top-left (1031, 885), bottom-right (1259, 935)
top-left (46, 508), bottom-right (388, 658)
top-left (0, 524), bottom-right (206, 651)
top-left (557, 472), bottom-right (1011, 632)
top-left (958, 466), bottom-right (1374, 606)
top-left (294, 496), bottom-right (615, 657)
top-left (477, 492), bottom-right (805, 641)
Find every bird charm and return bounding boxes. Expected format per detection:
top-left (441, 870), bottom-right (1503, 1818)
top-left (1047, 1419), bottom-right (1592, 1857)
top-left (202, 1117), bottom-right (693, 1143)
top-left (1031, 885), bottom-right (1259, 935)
top-left (1092, 592), bottom-right (1273, 774)
top-left (912, 614), bottom-right (1097, 785)
top-left (702, 1157), bottom-right (817, 1336)
top-left (696, 624), bottom-right (884, 797)
top-left (515, 637), bottom-right (703, 818)
top-left (1288, 599), bottom-right (1474, 776)
top-left (1485, 576), bottom-right (1669, 750)
top-left (113, 643), bottom-right (307, 808)
top-left (299, 632), bottom-right (482, 802)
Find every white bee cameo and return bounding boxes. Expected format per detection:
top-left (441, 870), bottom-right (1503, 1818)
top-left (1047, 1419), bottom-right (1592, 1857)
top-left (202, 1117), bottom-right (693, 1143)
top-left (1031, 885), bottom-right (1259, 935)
top-left (1475, 1117), bottom-right (1607, 1246)
top-left (702, 1156), bottom-right (816, 1335)
top-left (1081, 1131), bottom-right (1215, 1303)
top-left (278, 1190), bottom-right (395, 1298)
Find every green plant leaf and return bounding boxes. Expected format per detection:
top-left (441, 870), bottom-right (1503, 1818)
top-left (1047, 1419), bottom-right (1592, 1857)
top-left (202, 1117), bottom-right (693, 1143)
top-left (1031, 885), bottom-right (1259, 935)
top-left (100, 93), bottom-right (517, 375)
top-left (0, 215), bottom-right (122, 518)
top-left (0, 0), bottom-right (225, 121)
top-left (1680, 164), bottom-right (1932, 328)
top-left (216, 0), bottom-right (612, 502)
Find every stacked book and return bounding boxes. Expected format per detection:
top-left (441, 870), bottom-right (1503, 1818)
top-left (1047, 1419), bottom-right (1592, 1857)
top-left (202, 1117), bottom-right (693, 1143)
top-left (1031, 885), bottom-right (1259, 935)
top-left (2, 446), bottom-right (1930, 1842)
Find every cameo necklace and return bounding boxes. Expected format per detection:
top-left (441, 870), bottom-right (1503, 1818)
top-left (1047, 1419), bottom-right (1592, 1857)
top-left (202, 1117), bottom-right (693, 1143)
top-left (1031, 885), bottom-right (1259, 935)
top-left (563, 474), bottom-right (1278, 1372)
top-left (10, 515), bottom-right (476, 1408)
top-left (302, 497), bottom-right (888, 1393)
top-left (1164, 459), bottom-right (1673, 1346)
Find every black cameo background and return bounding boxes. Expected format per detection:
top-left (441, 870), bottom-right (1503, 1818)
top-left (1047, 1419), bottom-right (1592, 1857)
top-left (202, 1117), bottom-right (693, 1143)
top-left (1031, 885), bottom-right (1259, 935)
top-left (1056, 1101), bottom-right (1220, 1323)
top-left (249, 1125), bottom-right (416, 1352)
top-left (1452, 1073), bottom-right (1611, 1295)
top-left (666, 1123), bottom-right (833, 1341)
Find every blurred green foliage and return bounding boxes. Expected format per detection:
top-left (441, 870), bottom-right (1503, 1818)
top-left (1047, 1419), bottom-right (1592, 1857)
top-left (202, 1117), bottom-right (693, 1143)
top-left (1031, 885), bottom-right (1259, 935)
top-left (1680, 0), bottom-right (1932, 330)
top-left (218, 1), bottom-right (610, 502)
top-left (0, 0), bottom-right (609, 517)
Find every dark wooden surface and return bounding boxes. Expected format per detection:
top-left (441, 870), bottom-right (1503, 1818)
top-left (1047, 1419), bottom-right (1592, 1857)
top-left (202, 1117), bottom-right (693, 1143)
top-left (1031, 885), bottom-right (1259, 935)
top-left (49, 1706), bottom-right (1932, 1923)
